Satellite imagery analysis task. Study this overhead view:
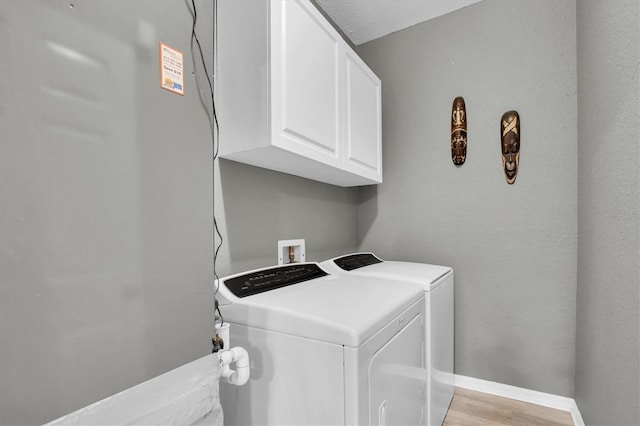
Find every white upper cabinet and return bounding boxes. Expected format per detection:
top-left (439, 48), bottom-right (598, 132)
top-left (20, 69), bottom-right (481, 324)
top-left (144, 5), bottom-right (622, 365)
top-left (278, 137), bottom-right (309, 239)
top-left (270, 0), bottom-right (342, 169)
top-left (344, 49), bottom-right (382, 182)
top-left (217, 0), bottom-right (382, 187)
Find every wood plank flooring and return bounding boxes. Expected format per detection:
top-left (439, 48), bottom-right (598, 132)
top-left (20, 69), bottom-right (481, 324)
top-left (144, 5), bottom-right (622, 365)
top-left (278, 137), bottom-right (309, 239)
top-left (443, 387), bottom-right (574, 426)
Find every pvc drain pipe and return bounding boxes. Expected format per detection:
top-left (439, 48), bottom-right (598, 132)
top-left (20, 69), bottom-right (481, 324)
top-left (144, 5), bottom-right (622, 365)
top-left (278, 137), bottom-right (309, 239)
top-left (215, 322), bottom-right (250, 386)
top-left (219, 346), bottom-right (250, 386)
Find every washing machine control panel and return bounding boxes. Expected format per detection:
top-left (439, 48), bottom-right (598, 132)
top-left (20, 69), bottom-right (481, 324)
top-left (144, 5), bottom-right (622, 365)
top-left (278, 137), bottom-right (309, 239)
top-left (223, 264), bottom-right (328, 298)
top-left (334, 253), bottom-right (383, 271)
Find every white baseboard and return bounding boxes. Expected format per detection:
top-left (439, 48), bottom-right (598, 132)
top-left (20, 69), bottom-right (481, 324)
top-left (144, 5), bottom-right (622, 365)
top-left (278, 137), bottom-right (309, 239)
top-left (569, 399), bottom-right (585, 426)
top-left (454, 374), bottom-right (585, 426)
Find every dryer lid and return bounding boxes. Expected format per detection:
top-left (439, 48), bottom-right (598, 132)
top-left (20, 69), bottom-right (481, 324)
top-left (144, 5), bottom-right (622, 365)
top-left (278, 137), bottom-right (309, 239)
top-left (217, 263), bottom-right (424, 347)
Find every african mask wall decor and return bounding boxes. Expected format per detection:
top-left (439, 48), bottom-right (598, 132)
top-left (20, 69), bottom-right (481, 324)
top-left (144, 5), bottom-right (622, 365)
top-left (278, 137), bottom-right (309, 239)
top-left (501, 110), bottom-right (520, 184)
top-left (451, 96), bottom-right (467, 166)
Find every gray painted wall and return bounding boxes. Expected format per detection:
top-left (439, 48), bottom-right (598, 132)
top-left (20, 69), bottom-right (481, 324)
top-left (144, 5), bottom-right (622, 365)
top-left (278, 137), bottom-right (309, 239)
top-left (216, 160), bottom-right (359, 277)
top-left (0, 1), bottom-right (215, 423)
top-left (0, 1), bottom-right (358, 424)
top-left (356, 0), bottom-right (578, 396)
top-left (575, 1), bottom-right (640, 425)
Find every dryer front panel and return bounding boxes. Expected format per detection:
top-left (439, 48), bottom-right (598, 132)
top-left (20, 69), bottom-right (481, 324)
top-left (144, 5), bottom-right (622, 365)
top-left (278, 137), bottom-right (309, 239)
top-left (343, 298), bottom-right (426, 425)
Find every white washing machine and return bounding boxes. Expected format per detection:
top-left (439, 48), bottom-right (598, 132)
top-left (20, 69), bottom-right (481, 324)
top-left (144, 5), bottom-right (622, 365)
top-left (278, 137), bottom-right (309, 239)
top-left (320, 253), bottom-right (454, 426)
top-left (217, 262), bottom-right (426, 425)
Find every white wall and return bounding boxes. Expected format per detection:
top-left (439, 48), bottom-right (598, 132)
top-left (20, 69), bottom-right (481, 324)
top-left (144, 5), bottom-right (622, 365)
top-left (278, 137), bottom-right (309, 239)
top-left (356, 0), bottom-right (578, 396)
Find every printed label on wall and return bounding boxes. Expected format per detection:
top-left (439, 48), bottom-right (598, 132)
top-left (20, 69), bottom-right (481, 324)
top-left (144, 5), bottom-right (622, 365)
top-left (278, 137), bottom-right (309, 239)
top-left (159, 42), bottom-right (184, 96)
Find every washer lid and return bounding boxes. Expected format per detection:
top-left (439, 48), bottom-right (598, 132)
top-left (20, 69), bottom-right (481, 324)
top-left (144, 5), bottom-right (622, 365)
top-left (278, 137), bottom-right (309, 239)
top-left (322, 253), bottom-right (453, 291)
top-left (217, 263), bottom-right (424, 347)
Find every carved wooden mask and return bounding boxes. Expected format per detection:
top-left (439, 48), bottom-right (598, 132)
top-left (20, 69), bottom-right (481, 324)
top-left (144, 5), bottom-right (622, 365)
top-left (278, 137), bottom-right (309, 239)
top-left (451, 97), bottom-right (467, 166)
top-left (501, 110), bottom-right (520, 184)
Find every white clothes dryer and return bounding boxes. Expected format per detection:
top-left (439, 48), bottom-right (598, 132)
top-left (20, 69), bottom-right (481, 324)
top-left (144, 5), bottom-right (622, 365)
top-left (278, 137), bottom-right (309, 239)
top-left (217, 262), bottom-right (427, 425)
top-left (320, 253), bottom-right (454, 426)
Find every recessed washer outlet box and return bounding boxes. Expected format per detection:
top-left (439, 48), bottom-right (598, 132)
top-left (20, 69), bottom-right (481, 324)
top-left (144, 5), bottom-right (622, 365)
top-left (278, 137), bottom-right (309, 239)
top-left (278, 239), bottom-right (305, 265)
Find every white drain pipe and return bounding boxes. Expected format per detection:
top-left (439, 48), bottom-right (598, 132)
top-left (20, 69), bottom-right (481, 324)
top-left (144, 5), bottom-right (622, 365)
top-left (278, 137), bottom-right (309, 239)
top-left (216, 322), bottom-right (250, 386)
top-left (219, 347), bottom-right (250, 386)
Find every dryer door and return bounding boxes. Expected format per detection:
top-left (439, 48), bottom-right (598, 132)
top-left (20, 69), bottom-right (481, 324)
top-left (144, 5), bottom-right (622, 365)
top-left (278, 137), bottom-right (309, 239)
top-left (370, 312), bottom-right (425, 425)
top-left (343, 299), bottom-right (426, 425)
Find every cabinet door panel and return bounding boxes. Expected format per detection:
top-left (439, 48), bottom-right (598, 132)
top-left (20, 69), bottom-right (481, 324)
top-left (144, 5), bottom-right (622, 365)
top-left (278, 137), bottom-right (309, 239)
top-left (344, 50), bottom-right (382, 181)
top-left (271, 0), bottom-right (341, 167)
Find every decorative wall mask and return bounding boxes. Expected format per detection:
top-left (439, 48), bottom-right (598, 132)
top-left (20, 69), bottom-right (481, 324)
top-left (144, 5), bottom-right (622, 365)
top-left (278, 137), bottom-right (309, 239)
top-left (451, 96), bottom-right (467, 166)
top-left (501, 110), bottom-right (520, 184)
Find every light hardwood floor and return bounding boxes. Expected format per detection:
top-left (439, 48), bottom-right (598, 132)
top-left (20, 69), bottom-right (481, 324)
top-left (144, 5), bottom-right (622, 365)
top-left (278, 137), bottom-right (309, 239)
top-left (443, 387), bottom-right (574, 426)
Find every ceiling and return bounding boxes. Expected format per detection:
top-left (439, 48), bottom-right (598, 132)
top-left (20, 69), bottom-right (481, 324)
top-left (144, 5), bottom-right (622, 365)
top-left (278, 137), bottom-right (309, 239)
top-left (315, 0), bottom-right (483, 45)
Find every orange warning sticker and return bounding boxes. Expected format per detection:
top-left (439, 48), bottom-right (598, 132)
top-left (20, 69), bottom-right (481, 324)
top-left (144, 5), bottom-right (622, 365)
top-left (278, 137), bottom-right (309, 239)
top-left (159, 42), bottom-right (184, 96)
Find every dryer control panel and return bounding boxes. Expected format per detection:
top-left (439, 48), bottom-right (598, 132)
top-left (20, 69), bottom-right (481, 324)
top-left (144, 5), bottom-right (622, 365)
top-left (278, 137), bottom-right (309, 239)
top-left (223, 264), bottom-right (328, 298)
top-left (334, 253), bottom-right (383, 271)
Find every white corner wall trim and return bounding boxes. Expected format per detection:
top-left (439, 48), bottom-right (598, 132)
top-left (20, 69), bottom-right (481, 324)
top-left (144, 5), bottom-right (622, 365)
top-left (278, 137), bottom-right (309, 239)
top-left (454, 374), bottom-right (585, 426)
top-left (569, 400), bottom-right (586, 426)
top-left (45, 355), bottom-right (223, 426)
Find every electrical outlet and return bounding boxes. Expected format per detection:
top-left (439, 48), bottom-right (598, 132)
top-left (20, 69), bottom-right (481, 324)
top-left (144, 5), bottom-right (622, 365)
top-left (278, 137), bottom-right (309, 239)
top-left (278, 239), bottom-right (305, 265)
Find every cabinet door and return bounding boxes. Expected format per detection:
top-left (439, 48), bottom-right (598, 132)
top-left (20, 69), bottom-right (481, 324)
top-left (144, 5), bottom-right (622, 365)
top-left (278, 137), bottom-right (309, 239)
top-left (271, 0), bottom-right (343, 168)
top-left (344, 49), bottom-right (382, 182)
